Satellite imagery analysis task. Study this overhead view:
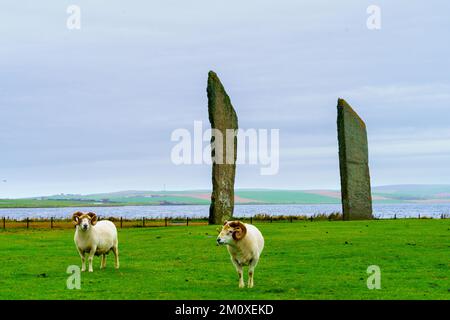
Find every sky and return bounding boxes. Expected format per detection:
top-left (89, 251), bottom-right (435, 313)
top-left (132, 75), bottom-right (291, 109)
top-left (1, 0), bottom-right (450, 198)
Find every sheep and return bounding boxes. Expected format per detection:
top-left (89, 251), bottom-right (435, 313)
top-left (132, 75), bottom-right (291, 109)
top-left (72, 212), bottom-right (119, 272)
top-left (217, 220), bottom-right (264, 288)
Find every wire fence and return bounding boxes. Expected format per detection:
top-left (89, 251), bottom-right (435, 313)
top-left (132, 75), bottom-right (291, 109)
top-left (1, 213), bottom-right (449, 230)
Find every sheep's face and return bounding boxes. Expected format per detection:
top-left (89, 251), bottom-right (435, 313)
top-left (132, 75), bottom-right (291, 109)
top-left (217, 221), bottom-right (247, 245)
top-left (72, 212), bottom-right (97, 231)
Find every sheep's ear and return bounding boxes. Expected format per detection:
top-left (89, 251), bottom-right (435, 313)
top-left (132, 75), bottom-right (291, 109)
top-left (72, 212), bottom-right (83, 224)
top-left (232, 221), bottom-right (247, 241)
top-left (223, 220), bottom-right (228, 226)
top-left (87, 212), bottom-right (98, 225)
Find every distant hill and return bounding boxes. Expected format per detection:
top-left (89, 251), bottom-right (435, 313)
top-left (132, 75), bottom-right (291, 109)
top-left (1, 185), bottom-right (449, 208)
top-left (372, 184), bottom-right (450, 202)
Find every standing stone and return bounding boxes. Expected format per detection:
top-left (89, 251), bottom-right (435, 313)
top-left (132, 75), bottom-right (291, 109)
top-left (207, 71), bottom-right (238, 225)
top-left (337, 98), bottom-right (373, 220)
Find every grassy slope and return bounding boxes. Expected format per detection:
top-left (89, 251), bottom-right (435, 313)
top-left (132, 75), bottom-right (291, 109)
top-left (0, 199), bottom-right (123, 208)
top-left (0, 191), bottom-right (338, 208)
top-left (2, 185), bottom-right (450, 208)
top-left (0, 219), bottom-right (448, 300)
top-left (235, 190), bottom-right (339, 204)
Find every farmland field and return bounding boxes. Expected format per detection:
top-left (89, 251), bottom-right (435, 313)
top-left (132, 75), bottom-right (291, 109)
top-left (3, 185), bottom-right (450, 209)
top-left (0, 219), bottom-right (448, 300)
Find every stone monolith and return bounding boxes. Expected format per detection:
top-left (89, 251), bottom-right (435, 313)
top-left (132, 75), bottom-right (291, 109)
top-left (207, 71), bottom-right (238, 224)
top-left (337, 98), bottom-right (373, 220)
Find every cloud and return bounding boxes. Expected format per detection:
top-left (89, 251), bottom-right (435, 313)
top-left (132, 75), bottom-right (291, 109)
top-left (1, 1), bottom-right (449, 197)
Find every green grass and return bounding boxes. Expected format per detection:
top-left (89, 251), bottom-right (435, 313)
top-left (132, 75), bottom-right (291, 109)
top-left (0, 199), bottom-right (157, 208)
top-left (0, 190), bottom-right (340, 208)
top-left (3, 185), bottom-right (450, 208)
top-left (0, 219), bottom-right (448, 300)
top-left (0, 196), bottom-right (207, 208)
top-left (105, 196), bottom-right (210, 205)
top-left (0, 199), bottom-right (114, 208)
top-left (235, 190), bottom-right (339, 204)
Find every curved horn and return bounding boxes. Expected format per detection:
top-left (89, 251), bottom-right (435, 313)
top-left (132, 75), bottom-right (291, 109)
top-left (231, 221), bottom-right (247, 241)
top-left (87, 212), bottom-right (98, 225)
top-left (72, 211), bottom-right (83, 224)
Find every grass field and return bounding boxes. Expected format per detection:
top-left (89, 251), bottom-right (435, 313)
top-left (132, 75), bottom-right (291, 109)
top-left (0, 199), bottom-right (132, 208)
top-left (0, 219), bottom-right (448, 300)
top-left (2, 185), bottom-right (450, 208)
top-left (0, 189), bottom-right (408, 208)
top-left (235, 190), bottom-right (339, 204)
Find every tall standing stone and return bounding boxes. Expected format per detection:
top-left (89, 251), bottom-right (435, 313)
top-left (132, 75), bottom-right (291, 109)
top-left (337, 98), bottom-right (373, 220)
top-left (207, 71), bottom-right (239, 225)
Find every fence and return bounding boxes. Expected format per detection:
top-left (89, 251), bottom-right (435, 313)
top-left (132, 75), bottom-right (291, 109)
top-left (0, 213), bottom-right (448, 230)
top-left (0, 216), bottom-right (202, 230)
top-left (0, 215), bottom-right (327, 230)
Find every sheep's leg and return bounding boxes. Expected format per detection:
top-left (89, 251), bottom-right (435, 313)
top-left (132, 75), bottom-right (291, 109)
top-left (88, 246), bottom-right (97, 273)
top-left (100, 254), bottom-right (106, 269)
top-left (112, 244), bottom-right (120, 269)
top-left (248, 259), bottom-right (258, 288)
top-left (81, 254), bottom-right (86, 272)
top-left (77, 248), bottom-right (86, 272)
top-left (232, 259), bottom-right (245, 288)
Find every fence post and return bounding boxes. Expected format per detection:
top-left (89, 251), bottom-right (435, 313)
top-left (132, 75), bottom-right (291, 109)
top-left (250, 216), bottom-right (253, 225)
top-left (26, 218), bottom-right (29, 229)
top-left (186, 217), bottom-right (189, 226)
top-left (2, 217), bottom-right (5, 229)
top-left (51, 217), bottom-right (53, 229)
top-left (290, 216), bottom-right (293, 223)
top-left (142, 217), bottom-right (145, 227)
top-left (165, 217), bottom-right (168, 227)
top-left (120, 217), bottom-right (123, 229)
top-left (270, 216), bottom-right (273, 223)
top-left (394, 214), bottom-right (397, 220)
top-left (418, 214), bottom-right (421, 219)
top-left (310, 216), bottom-right (313, 222)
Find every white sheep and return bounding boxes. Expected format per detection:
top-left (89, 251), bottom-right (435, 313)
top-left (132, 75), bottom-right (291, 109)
top-left (72, 212), bottom-right (119, 272)
top-left (217, 220), bottom-right (264, 288)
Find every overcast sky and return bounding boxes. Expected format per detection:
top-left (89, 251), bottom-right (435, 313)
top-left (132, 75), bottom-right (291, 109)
top-left (1, 1), bottom-right (449, 198)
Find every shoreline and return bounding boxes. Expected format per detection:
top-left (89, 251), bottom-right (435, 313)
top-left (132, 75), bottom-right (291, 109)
top-left (2, 200), bottom-right (450, 209)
